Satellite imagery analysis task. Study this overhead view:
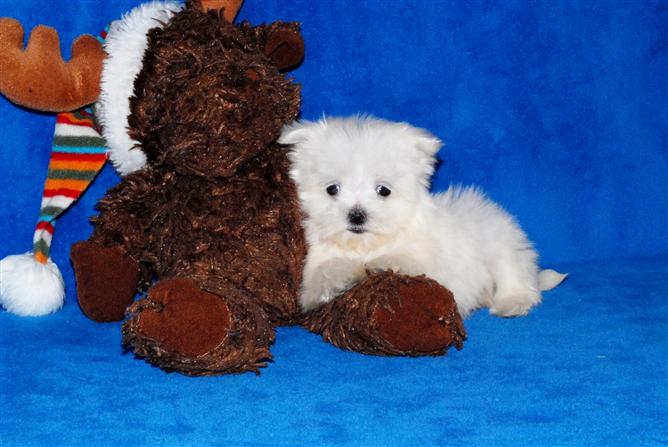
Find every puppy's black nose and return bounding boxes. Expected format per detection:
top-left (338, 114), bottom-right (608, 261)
top-left (348, 208), bottom-right (367, 226)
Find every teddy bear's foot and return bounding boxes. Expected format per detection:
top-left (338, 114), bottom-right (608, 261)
top-left (71, 241), bottom-right (141, 322)
top-left (304, 271), bottom-right (466, 356)
top-left (122, 278), bottom-right (275, 376)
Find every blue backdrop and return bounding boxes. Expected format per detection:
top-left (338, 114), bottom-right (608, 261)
top-left (1, 1), bottom-right (666, 446)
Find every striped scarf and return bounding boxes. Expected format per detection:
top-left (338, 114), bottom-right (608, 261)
top-left (32, 108), bottom-right (107, 264)
top-left (31, 28), bottom-right (109, 265)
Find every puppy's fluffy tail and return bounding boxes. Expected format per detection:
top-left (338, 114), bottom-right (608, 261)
top-left (538, 269), bottom-right (568, 291)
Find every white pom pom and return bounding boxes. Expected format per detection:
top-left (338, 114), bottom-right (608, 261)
top-left (0, 253), bottom-right (65, 316)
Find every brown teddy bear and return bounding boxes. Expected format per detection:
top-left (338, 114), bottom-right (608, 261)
top-left (2, 0), bottom-right (466, 375)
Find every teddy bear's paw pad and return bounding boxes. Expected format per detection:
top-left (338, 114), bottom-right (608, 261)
top-left (372, 277), bottom-right (467, 356)
top-left (122, 278), bottom-right (276, 376)
top-left (70, 241), bottom-right (140, 322)
top-left (129, 278), bottom-right (232, 357)
top-left (304, 272), bottom-right (466, 357)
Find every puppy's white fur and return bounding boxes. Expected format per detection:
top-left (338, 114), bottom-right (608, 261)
top-left (279, 116), bottom-right (566, 318)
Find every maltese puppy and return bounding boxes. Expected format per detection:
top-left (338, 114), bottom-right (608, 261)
top-left (279, 116), bottom-right (566, 317)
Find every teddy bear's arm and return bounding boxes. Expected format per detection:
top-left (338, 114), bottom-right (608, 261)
top-left (70, 169), bottom-right (164, 322)
top-left (304, 271), bottom-right (466, 356)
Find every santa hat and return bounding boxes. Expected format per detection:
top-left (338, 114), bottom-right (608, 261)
top-left (0, 1), bottom-right (184, 316)
top-left (0, 108), bottom-right (107, 316)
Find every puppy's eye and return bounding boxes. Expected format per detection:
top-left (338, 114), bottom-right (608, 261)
top-left (326, 184), bottom-right (340, 196)
top-left (376, 185), bottom-right (391, 197)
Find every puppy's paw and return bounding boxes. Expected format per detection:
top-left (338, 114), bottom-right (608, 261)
top-left (300, 258), bottom-right (366, 311)
top-left (489, 290), bottom-right (541, 317)
top-left (299, 277), bottom-right (330, 311)
top-left (366, 255), bottom-right (426, 276)
top-left (322, 257), bottom-right (366, 288)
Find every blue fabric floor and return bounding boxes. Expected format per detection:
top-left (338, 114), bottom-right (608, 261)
top-left (1, 258), bottom-right (666, 446)
top-left (1, 0), bottom-right (667, 445)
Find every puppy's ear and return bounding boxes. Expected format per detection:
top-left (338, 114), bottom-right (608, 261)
top-left (278, 120), bottom-right (313, 146)
top-left (405, 125), bottom-right (442, 186)
top-left (411, 127), bottom-right (443, 157)
top-left (279, 120), bottom-right (314, 185)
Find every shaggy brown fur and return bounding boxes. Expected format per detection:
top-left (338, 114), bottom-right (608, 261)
top-left (304, 272), bottom-right (466, 356)
top-left (123, 278), bottom-right (274, 376)
top-left (90, 9), bottom-right (306, 325)
top-left (72, 3), bottom-right (465, 375)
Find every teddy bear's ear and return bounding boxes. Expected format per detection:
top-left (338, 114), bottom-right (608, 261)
top-left (264, 26), bottom-right (304, 71)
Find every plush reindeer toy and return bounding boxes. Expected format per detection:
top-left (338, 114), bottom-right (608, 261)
top-left (1, 0), bottom-right (465, 376)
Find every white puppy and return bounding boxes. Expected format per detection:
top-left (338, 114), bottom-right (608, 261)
top-left (279, 116), bottom-right (566, 318)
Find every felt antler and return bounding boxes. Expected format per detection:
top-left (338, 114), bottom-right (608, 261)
top-left (196, 0), bottom-right (243, 22)
top-left (0, 18), bottom-right (105, 112)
